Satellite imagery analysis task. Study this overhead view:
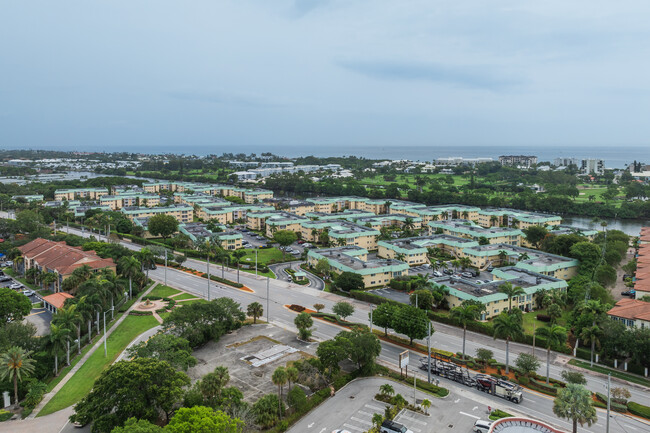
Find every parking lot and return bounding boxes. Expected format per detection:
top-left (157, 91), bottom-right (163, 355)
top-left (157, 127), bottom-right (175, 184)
top-left (0, 265), bottom-right (53, 335)
top-left (369, 287), bottom-right (411, 304)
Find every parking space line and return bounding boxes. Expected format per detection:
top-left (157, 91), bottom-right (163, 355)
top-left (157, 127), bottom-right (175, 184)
top-left (357, 410), bottom-right (374, 417)
top-left (342, 424), bottom-right (365, 432)
top-left (459, 411), bottom-right (481, 419)
top-left (365, 403), bottom-right (386, 411)
top-left (349, 416), bottom-right (372, 426)
top-left (396, 414), bottom-right (427, 425)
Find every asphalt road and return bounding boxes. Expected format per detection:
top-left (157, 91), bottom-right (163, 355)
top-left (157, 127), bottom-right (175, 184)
top-left (62, 226), bottom-right (650, 408)
top-left (268, 261), bottom-right (325, 290)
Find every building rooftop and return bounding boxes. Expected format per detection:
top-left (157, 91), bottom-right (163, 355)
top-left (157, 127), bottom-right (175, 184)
top-left (429, 220), bottom-right (523, 238)
top-left (309, 247), bottom-right (408, 274)
top-left (608, 298), bottom-right (650, 321)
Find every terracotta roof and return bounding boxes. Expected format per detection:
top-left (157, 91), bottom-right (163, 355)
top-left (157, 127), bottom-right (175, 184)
top-left (43, 292), bottom-right (74, 310)
top-left (17, 238), bottom-right (115, 277)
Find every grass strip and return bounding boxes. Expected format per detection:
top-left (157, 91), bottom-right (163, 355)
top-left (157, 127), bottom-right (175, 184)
top-left (148, 284), bottom-right (181, 298)
top-left (568, 359), bottom-right (650, 387)
top-left (38, 315), bottom-right (159, 416)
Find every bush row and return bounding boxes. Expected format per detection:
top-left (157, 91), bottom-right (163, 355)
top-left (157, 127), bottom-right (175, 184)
top-left (200, 273), bottom-right (244, 288)
top-left (527, 378), bottom-right (558, 396)
top-left (129, 311), bottom-right (153, 316)
top-left (628, 401), bottom-right (650, 419)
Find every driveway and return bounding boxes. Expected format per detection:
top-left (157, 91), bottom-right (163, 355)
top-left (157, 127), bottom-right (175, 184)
top-left (268, 262), bottom-right (325, 291)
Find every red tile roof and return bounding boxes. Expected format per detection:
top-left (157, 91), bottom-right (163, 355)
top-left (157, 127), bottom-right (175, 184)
top-left (635, 227), bottom-right (650, 294)
top-left (17, 238), bottom-right (115, 277)
top-left (43, 292), bottom-right (74, 310)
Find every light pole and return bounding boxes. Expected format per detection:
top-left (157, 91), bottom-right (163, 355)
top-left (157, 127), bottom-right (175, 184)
top-left (207, 251), bottom-right (211, 301)
top-left (266, 276), bottom-right (270, 323)
top-left (427, 321), bottom-right (432, 384)
top-left (164, 249), bottom-right (168, 287)
top-left (103, 306), bottom-right (114, 357)
top-left (369, 304), bottom-right (373, 332)
top-left (255, 249), bottom-right (258, 276)
top-left (606, 373), bottom-right (611, 433)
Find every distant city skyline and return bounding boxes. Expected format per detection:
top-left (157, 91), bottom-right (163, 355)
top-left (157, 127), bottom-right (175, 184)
top-left (2, 1), bottom-right (650, 151)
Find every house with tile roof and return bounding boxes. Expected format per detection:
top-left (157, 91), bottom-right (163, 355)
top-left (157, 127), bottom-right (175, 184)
top-left (42, 292), bottom-right (74, 314)
top-left (17, 238), bottom-right (116, 293)
top-left (607, 298), bottom-right (650, 329)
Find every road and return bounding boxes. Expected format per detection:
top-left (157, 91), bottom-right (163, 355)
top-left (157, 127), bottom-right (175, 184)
top-left (268, 261), bottom-right (325, 290)
top-left (61, 227), bottom-right (650, 407)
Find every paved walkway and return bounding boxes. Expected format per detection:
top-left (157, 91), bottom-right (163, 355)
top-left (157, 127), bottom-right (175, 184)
top-left (28, 283), bottom-right (159, 419)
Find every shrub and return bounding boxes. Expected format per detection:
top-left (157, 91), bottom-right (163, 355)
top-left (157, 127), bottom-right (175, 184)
top-left (289, 304), bottom-right (306, 312)
top-left (0, 409), bottom-right (13, 422)
top-left (595, 392), bottom-right (628, 413)
top-left (129, 310), bottom-right (153, 316)
top-left (489, 409), bottom-right (512, 420)
top-left (517, 376), bottom-right (530, 386)
top-left (528, 378), bottom-right (558, 396)
top-left (628, 402), bottom-right (650, 419)
top-left (536, 314), bottom-right (551, 322)
top-left (287, 386), bottom-right (308, 413)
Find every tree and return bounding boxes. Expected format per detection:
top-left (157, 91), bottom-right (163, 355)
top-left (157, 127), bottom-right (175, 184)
top-left (0, 346), bottom-right (36, 408)
top-left (53, 304), bottom-right (81, 363)
top-left (492, 312), bottom-right (523, 374)
top-left (498, 282), bottom-right (525, 311)
top-left (118, 255), bottom-right (141, 299)
top-left (475, 348), bottom-right (494, 365)
top-left (127, 334), bottom-right (197, 371)
top-left (392, 305), bottom-right (428, 345)
top-left (580, 325), bottom-right (603, 368)
top-left (273, 230), bottom-right (298, 259)
top-left (450, 304), bottom-right (480, 359)
top-left (253, 394), bottom-right (284, 428)
top-left (379, 383), bottom-right (394, 397)
top-left (410, 289), bottom-right (434, 310)
top-left (332, 301), bottom-right (355, 321)
top-left (314, 259), bottom-right (330, 277)
top-left (0, 287), bottom-right (32, 324)
top-left (313, 303), bottom-right (325, 313)
top-left (110, 418), bottom-right (164, 433)
top-left (72, 358), bottom-right (190, 432)
top-left (147, 214), bottom-right (179, 240)
top-left (334, 272), bottom-right (364, 291)
top-left (231, 249), bottom-right (247, 282)
top-left (316, 339), bottom-right (346, 379)
top-left (200, 366), bottom-right (230, 406)
top-left (286, 366), bottom-right (298, 391)
top-left (372, 303), bottom-right (397, 336)
top-left (421, 398), bottom-right (431, 415)
top-left (561, 370), bottom-right (587, 385)
top-left (166, 406), bottom-right (244, 433)
top-left (136, 248), bottom-right (155, 279)
top-left (271, 367), bottom-right (288, 418)
top-left (49, 323), bottom-right (70, 376)
top-left (547, 303), bottom-right (563, 324)
top-left (523, 226), bottom-right (548, 248)
top-left (334, 329), bottom-right (381, 372)
top-left (247, 302), bottom-right (263, 324)
top-left (515, 353), bottom-right (540, 377)
top-left (294, 312), bottom-right (314, 340)
top-left (553, 384), bottom-right (597, 433)
top-left (569, 242), bottom-right (602, 274)
top-left (372, 413), bottom-right (383, 430)
top-left (536, 324), bottom-right (567, 384)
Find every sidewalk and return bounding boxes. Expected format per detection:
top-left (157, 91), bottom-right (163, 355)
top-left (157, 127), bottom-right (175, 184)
top-left (28, 283), bottom-right (158, 418)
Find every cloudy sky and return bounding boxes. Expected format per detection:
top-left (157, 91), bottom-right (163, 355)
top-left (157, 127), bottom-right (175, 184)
top-left (2, 0), bottom-right (650, 153)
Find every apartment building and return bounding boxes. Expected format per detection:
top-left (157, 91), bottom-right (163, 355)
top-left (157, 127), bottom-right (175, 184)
top-left (307, 246), bottom-right (409, 288)
top-left (55, 187), bottom-right (108, 201)
top-left (305, 210), bottom-right (376, 221)
top-left (197, 204), bottom-right (274, 225)
top-left (477, 209), bottom-right (561, 229)
top-left (100, 193), bottom-right (162, 210)
top-left (378, 235), bottom-right (479, 266)
top-left (498, 155), bottom-right (538, 168)
top-left (178, 222), bottom-right (243, 250)
top-left (434, 267), bottom-right (567, 319)
top-left (607, 299), bottom-right (650, 328)
top-left (11, 194), bottom-right (44, 202)
top-left (17, 238), bottom-right (116, 293)
top-left (121, 204), bottom-right (193, 223)
top-left (301, 220), bottom-right (380, 249)
top-left (263, 198), bottom-right (316, 216)
top-left (428, 220), bottom-right (524, 246)
top-left (351, 213), bottom-right (423, 230)
top-left (581, 159), bottom-right (605, 175)
top-left (263, 212), bottom-right (310, 237)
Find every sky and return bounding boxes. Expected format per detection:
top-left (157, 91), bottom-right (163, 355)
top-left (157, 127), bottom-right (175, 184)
top-left (2, 0), bottom-right (650, 154)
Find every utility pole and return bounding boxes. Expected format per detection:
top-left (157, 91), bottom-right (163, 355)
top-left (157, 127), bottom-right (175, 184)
top-left (532, 321), bottom-right (536, 355)
top-left (606, 373), bottom-right (611, 433)
top-left (427, 321), bottom-right (432, 384)
top-left (369, 305), bottom-right (373, 332)
top-left (103, 305), bottom-right (114, 357)
top-left (255, 249), bottom-right (258, 276)
top-left (413, 373), bottom-right (417, 406)
top-left (266, 276), bottom-right (270, 323)
top-left (207, 252), bottom-right (211, 301)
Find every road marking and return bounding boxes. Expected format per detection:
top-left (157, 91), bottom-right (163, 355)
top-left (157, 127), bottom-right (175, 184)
top-left (319, 429), bottom-right (326, 433)
top-left (454, 398), bottom-right (460, 403)
top-left (357, 410), bottom-right (373, 417)
top-left (526, 397), bottom-right (536, 403)
top-left (343, 423), bottom-right (366, 432)
top-left (624, 425), bottom-right (638, 431)
top-left (308, 422), bottom-right (314, 428)
top-left (473, 406), bottom-right (479, 411)
top-left (397, 414), bottom-right (427, 425)
top-left (350, 416), bottom-right (372, 426)
top-left (459, 411), bottom-right (481, 420)
top-left (365, 403), bottom-right (386, 411)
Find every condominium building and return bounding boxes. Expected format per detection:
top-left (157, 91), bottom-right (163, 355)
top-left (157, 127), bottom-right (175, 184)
top-left (121, 204), bottom-right (193, 223)
top-left (55, 187), bottom-right (109, 201)
top-left (581, 159), bottom-right (605, 175)
top-left (607, 299), bottom-right (650, 328)
top-left (178, 222), bottom-right (242, 250)
top-left (301, 220), bottom-right (380, 250)
top-left (477, 209), bottom-right (561, 229)
top-left (350, 213), bottom-right (423, 230)
top-left (307, 246), bottom-right (409, 288)
top-left (100, 193), bottom-right (162, 210)
top-left (378, 235), bottom-right (479, 266)
top-left (428, 220), bottom-right (524, 246)
top-left (263, 198), bottom-right (316, 216)
top-left (498, 155), bottom-right (538, 168)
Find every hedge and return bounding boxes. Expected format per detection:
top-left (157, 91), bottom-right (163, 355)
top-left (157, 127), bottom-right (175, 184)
top-left (386, 371), bottom-right (449, 397)
top-left (628, 402), bottom-right (650, 419)
top-left (528, 378), bottom-right (558, 396)
top-left (201, 273), bottom-right (244, 288)
top-left (349, 290), bottom-right (401, 306)
top-left (595, 392), bottom-right (628, 413)
top-left (129, 311), bottom-right (153, 316)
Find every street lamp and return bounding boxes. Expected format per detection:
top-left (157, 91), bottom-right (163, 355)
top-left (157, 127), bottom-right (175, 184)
top-left (103, 305), bottom-right (115, 357)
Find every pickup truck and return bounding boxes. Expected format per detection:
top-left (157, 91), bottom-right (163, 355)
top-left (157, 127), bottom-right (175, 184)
top-left (381, 420), bottom-right (413, 433)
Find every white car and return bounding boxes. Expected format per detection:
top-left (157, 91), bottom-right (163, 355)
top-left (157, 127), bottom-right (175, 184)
top-left (473, 420), bottom-right (493, 433)
top-left (9, 283), bottom-right (24, 290)
top-left (21, 289), bottom-right (35, 297)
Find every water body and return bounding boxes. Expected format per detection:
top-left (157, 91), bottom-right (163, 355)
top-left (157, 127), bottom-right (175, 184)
top-left (562, 215), bottom-right (649, 237)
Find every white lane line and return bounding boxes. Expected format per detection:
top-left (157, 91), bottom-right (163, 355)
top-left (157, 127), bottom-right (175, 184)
top-left (343, 423), bottom-right (365, 432)
top-left (397, 414), bottom-right (427, 425)
top-left (357, 410), bottom-right (373, 417)
top-left (459, 411), bottom-right (481, 420)
top-left (624, 425), bottom-right (638, 431)
top-left (350, 416), bottom-right (372, 426)
top-left (365, 403), bottom-right (386, 411)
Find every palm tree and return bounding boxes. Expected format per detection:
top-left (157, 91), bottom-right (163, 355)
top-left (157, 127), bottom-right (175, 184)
top-left (372, 413), bottom-right (383, 431)
top-left (461, 211), bottom-right (469, 220)
top-left (492, 312), bottom-right (523, 374)
top-left (379, 383), bottom-right (394, 397)
top-left (0, 347), bottom-right (36, 409)
top-left (553, 384), bottom-right (597, 433)
top-left (580, 325), bottom-right (602, 367)
top-left (40, 272), bottom-right (58, 292)
top-left (459, 257), bottom-right (472, 270)
top-left (518, 253), bottom-right (530, 262)
top-left (536, 324), bottom-right (567, 384)
top-left (421, 398), bottom-right (431, 415)
top-left (498, 282), bottom-right (525, 311)
top-left (49, 323), bottom-right (71, 376)
top-left (451, 259), bottom-right (461, 272)
top-left (286, 366), bottom-right (298, 391)
top-left (497, 250), bottom-right (509, 265)
top-left (336, 237), bottom-right (348, 247)
top-left (490, 215), bottom-right (499, 227)
top-left (136, 248), bottom-right (155, 279)
top-left (26, 267), bottom-right (41, 285)
top-left (231, 249), bottom-right (247, 283)
top-left (450, 304), bottom-right (481, 360)
top-left (310, 228), bottom-right (319, 242)
top-left (118, 255), bottom-right (141, 299)
top-left (395, 252), bottom-right (407, 262)
top-left (403, 217), bottom-right (415, 231)
top-left (272, 366), bottom-right (288, 418)
top-left (247, 302), bottom-right (263, 324)
top-left (76, 295), bottom-right (99, 345)
top-left (54, 304), bottom-right (81, 363)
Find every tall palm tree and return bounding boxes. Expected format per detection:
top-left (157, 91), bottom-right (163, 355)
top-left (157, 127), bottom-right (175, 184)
top-left (231, 249), bottom-right (247, 283)
top-left (497, 250), bottom-right (509, 265)
top-left (272, 366), bottom-right (288, 418)
top-left (580, 325), bottom-right (602, 367)
top-left (286, 366), bottom-right (298, 391)
top-left (490, 215), bottom-right (499, 227)
top-left (0, 347), bottom-right (36, 409)
top-left (461, 211), bottom-right (469, 220)
top-left (136, 247), bottom-right (155, 279)
top-left (553, 384), bottom-right (597, 433)
top-left (498, 282), bottom-right (525, 311)
top-left (450, 304), bottom-right (481, 359)
top-left (403, 217), bottom-right (415, 231)
top-left (518, 253), bottom-right (530, 262)
top-left (49, 324), bottom-right (71, 376)
top-left (536, 324), bottom-right (567, 384)
top-left (118, 255), bottom-right (141, 299)
top-left (492, 312), bottom-right (523, 374)
top-left (40, 272), bottom-right (58, 292)
top-left (76, 295), bottom-right (98, 345)
top-left (53, 304), bottom-right (81, 363)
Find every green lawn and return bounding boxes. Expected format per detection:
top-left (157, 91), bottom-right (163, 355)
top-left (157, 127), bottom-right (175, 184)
top-left (176, 299), bottom-right (208, 306)
top-left (568, 359), bottom-right (650, 387)
top-left (148, 285), bottom-right (181, 298)
top-left (38, 314), bottom-right (160, 416)
top-left (240, 248), bottom-right (286, 265)
top-left (173, 292), bottom-right (197, 301)
top-left (521, 309), bottom-right (571, 335)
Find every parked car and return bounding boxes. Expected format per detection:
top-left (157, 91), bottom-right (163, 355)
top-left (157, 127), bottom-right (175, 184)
top-left (303, 243), bottom-right (313, 248)
top-left (486, 265), bottom-right (494, 271)
top-left (291, 251), bottom-right (301, 256)
top-left (0, 276), bottom-right (11, 282)
top-left (476, 280), bottom-right (484, 285)
top-left (331, 430), bottom-right (351, 433)
top-left (381, 420), bottom-right (413, 433)
top-left (461, 272), bottom-right (473, 278)
top-left (285, 248), bottom-right (294, 253)
top-left (4, 261), bottom-right (13, 267)
top-left (443, 269), bottom-right (454, 275)
top-left (473, 420), bottom-right (493, 433)
top-left (623, 274), bottom-right (633, 281)
top-left (432, 271), bottom-right (443, 277)
top-left (150, 263), bottom-right (157, 270)
top-left (621, 289), bottom-right (636, 297)
top-left (9, 283), bottom-right (24, 290)
top-left (297, 240), bottom-right (305, 244)
top-left (20, 289), bottom-right (34, 297)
